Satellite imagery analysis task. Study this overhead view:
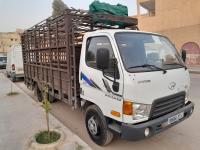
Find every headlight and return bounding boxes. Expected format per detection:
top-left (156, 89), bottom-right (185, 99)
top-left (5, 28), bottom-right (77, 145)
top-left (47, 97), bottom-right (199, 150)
top-left (185, 90), bottom-right (189, 104)
top-left (184, 84), bottom-right (190, 104)
top-left (133, 103), bottom-right (151, 120)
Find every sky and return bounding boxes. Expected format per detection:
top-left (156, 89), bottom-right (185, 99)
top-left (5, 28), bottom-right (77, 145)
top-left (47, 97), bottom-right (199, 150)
top-left (0, 0), bottom-right (137, 32)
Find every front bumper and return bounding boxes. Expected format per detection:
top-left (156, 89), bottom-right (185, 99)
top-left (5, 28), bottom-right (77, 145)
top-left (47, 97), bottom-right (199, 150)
top-left (121, 101), bottom-right (194, 141)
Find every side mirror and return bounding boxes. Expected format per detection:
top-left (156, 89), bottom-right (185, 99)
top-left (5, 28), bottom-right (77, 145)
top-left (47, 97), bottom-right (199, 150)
top-left (112, 81), bottom-right (119, 92)
top-left (96, 48), bottom-right (109, 70)
top-left (181, 49), bottom-right (187, 63)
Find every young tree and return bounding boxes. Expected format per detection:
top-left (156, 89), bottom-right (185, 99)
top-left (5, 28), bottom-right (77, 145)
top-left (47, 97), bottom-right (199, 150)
top-left (42, 87), bottom-right (51, 140)
top-left (52, 0), bottom-right (68, 18)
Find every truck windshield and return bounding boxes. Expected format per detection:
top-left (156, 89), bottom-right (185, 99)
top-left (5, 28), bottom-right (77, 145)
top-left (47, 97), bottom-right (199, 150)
top-left (115, 32), bottom-right (184, 73)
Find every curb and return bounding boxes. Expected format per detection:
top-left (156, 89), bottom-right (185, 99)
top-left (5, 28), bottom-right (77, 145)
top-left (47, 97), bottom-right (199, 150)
top-left (189, 70), bottom-right (200, 74)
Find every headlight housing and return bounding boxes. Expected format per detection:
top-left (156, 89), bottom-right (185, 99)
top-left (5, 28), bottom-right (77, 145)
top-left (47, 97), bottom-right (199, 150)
top-left (185, 90), bottom-right (189, 104)
top-left (133, 103), bottom-right (151, 121)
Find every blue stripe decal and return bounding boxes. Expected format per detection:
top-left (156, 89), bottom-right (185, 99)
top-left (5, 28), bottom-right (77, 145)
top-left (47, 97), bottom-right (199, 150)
top-left (81, 72), bottom-right (95, 87)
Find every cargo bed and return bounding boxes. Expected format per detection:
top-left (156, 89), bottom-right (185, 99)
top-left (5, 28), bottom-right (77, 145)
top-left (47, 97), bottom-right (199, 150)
top-left (21, 8), bottom-right (138, 108)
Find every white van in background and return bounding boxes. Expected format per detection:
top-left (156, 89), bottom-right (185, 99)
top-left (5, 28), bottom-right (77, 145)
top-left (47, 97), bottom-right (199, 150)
top-left (6, 45), bottom-right (24, 81)
top-left (0, 55), bottom-right (7, 69)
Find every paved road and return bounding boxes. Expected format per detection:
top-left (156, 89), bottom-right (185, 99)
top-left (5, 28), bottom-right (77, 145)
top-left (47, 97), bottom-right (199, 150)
top-left (15, 74), bottom-right (200, 150)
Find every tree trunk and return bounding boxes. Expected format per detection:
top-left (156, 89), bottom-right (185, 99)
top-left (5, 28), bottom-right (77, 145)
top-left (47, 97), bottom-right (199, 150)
top-left (46, 110), bottom-right (50, 141)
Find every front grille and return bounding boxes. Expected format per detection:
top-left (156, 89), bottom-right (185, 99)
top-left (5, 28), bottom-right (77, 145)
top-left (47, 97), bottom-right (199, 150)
top-left (150, 92), bottom-right (185, 119)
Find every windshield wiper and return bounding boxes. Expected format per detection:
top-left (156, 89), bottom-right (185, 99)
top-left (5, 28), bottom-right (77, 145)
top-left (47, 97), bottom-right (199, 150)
top-left (164, 63), bottom-right (187, 70)
top-left (128, 64), bottom-right (167, 74)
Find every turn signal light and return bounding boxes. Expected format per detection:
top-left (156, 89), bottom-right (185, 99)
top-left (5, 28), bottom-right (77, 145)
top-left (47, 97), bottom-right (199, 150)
top-left (111, 110), bottom-right (120, 118)
top-left (123, 101), bottom-right (133, 115)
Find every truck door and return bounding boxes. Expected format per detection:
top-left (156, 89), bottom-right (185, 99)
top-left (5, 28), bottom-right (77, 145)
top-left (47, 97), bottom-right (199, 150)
top-left (80, 35), bottom-right (124, 121)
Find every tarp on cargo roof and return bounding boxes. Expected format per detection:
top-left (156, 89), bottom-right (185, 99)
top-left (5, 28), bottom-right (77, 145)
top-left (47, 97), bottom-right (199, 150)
top-left (89, 1), bottom-right (128, 16)
top-left (89, 1), bottom-right (129, 27)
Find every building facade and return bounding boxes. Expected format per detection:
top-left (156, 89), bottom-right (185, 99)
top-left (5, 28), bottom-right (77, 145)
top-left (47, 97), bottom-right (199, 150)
top-left (136, 0), bottom-right (200, 66)
top-left (0, 29), bottom-right (23, 55)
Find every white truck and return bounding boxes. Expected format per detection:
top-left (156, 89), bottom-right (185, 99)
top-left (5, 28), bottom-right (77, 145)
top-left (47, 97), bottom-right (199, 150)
top-left (6, 44), bottom-right (24, 81)
top-left (21, 9), bottom-right (194, 146)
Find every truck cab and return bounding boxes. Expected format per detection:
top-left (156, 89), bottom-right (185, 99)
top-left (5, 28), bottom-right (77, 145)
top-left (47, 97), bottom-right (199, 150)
top-left (80, 30), bottom-right (194, 145)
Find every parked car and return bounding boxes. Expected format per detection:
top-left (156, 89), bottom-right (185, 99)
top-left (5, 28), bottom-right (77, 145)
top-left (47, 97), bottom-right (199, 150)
top-left (6, 45), bottom-right (24, 81)
top-left (0, 56), bottom-right (7, 69)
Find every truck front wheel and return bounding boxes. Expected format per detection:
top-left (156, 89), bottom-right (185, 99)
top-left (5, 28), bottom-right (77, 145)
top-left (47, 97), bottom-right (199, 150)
top-left (85, 105), bottom-right (113, 146)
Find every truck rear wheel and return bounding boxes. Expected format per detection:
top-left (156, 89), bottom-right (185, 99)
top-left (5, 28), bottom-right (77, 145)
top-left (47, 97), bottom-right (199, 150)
top-left (34, 85), bottom-right (43, 102)
top-left (85, 105), bottom-right (113, 146)
top-left (48, 93), bottom-right (56, 103)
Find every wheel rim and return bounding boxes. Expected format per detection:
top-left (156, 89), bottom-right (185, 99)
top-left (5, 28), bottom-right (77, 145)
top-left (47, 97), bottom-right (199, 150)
top-left (88, 116), bottom-right (98, 136)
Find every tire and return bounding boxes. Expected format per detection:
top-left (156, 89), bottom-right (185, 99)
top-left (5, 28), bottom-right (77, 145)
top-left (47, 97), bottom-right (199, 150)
top-left (11, 76), bottom-right (16, 82)
top-left (48, 93), bottom-right (56, 103)
top-left (85, 105), bottom-right (113, 146)
top-left (34, 85), bottom-right (43, 102)
top-left (6, 73), bottom-right (10, 78)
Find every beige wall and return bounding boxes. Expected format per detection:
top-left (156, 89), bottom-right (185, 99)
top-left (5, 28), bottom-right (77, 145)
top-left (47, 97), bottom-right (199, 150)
top-left (137, 0), bottom-right (200, 32)
top-left (136, 0), bottom-right (200, 65)
top-left (160, 24), bottom-right (200, 51)
top-left (0, 29), bottom-right (22, 54)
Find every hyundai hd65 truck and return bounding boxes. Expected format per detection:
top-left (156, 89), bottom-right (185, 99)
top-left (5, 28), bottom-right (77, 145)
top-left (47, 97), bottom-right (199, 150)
top-left (21, 9), bottom-right (194, 146)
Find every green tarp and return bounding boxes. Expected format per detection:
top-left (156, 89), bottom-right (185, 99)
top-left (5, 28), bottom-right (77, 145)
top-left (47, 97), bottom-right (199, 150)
top-left (89, 1), bottom-right (128, 27)
top-left (89, 1), bottom-right (128, 16)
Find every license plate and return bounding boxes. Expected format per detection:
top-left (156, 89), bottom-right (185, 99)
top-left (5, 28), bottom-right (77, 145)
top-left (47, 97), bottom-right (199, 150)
top-left (168, 112), bottom-right (184, 125)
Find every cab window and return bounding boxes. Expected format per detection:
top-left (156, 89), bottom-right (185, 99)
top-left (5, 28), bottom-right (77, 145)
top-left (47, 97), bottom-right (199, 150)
top-left (86, 36), bottom-right (119, 79)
